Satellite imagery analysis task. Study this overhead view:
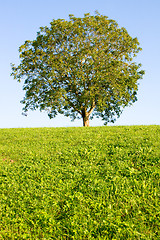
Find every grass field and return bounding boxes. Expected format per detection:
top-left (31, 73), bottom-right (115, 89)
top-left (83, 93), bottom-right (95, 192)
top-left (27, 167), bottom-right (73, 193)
top-left (0, 125), bottom-right (160, 239)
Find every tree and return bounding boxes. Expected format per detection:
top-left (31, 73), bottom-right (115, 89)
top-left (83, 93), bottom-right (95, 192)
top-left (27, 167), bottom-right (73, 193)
top-left (11, 12), bottom-right (144, 126)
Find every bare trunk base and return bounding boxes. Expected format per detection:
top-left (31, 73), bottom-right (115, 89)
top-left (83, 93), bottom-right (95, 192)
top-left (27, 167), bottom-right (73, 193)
top-left (83, 118), bottom-right (89, 127)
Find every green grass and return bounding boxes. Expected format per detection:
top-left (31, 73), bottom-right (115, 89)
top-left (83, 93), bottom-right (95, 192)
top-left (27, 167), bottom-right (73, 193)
top-left (0, 125), bottom-right (159, 239)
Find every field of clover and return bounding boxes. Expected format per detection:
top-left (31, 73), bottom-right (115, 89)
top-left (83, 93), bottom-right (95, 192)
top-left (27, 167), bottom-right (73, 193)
top-left (0, 125), bottom-right (159, 239)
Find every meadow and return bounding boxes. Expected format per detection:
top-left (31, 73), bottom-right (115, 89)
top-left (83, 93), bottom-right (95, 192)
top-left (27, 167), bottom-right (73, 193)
top-left (0, 125), bottom-right (159, 239)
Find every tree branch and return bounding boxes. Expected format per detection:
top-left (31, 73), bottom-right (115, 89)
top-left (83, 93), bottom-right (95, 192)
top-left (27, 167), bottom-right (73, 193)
top-left (88, 101), bottom-right (96, 116)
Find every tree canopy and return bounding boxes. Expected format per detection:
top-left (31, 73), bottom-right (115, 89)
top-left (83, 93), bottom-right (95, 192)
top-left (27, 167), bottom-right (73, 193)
top-left (11, 12), bottom-right (144, 126)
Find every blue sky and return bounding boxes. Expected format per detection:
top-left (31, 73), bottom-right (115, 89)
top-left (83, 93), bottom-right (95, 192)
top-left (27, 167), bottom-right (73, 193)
top-left (0, 0), bottom-right (160, 128)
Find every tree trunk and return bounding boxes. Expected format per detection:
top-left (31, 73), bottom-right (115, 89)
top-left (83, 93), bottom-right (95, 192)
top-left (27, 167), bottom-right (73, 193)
top-left (83, 117), bottom-right (90, 127)
top-left (82, 109), bottom-right (90, 127)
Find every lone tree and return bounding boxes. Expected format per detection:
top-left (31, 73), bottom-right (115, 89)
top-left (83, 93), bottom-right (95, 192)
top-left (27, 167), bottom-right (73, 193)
top-left (11, 12), bottom-right (144, 126)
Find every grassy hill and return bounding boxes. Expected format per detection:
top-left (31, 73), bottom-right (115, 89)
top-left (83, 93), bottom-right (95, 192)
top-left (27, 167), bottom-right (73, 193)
top-left (0, 126), bottom-right (159, 239)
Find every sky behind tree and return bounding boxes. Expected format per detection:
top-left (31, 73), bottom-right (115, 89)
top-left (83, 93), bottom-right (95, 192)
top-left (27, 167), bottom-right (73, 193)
top-left (0, 0), bottom-right (160, 128)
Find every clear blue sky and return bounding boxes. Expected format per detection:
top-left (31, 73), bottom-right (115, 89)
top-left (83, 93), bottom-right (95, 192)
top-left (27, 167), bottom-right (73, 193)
top-left (0, 0), bottom-right (160, 128)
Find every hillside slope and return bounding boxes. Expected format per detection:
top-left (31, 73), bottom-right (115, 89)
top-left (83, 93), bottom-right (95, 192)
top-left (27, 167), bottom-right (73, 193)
top-left (0, 126), bottom-right (160, 239)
